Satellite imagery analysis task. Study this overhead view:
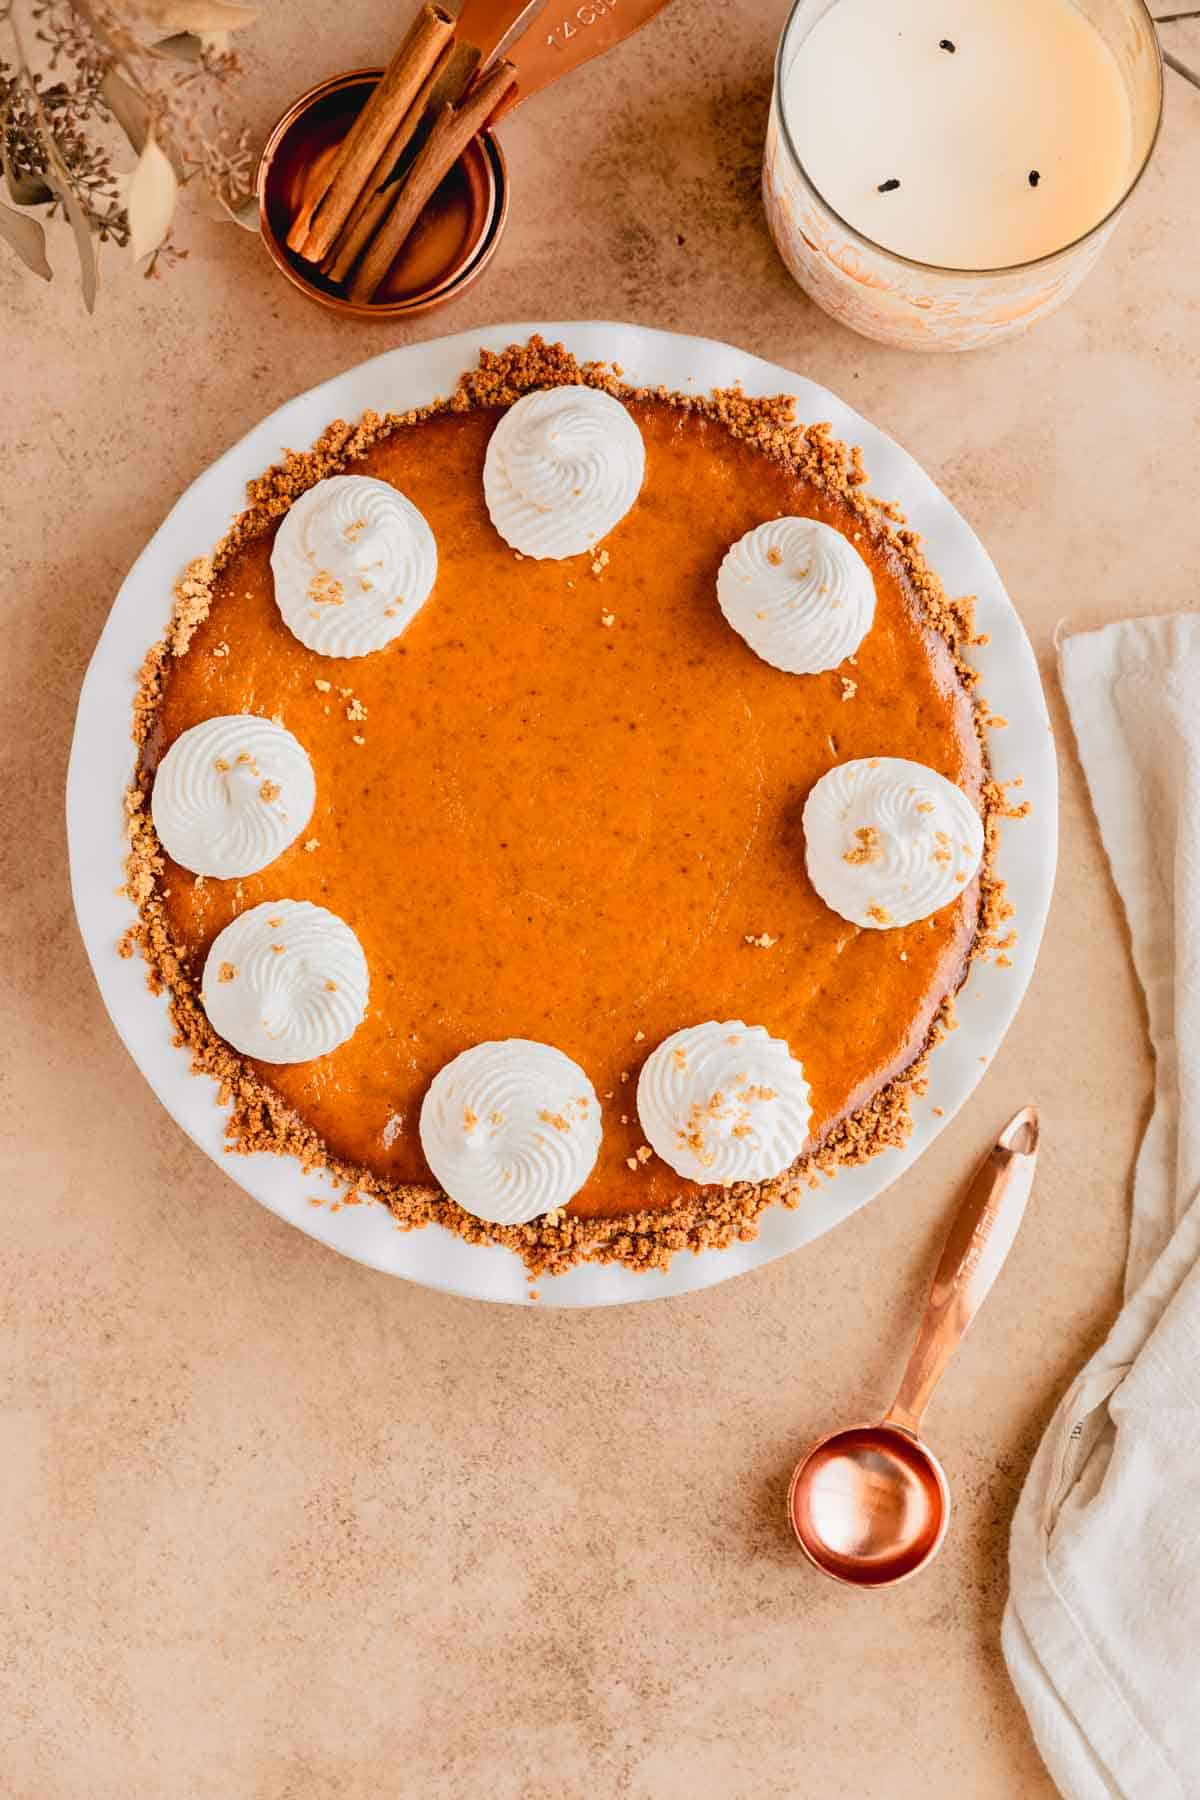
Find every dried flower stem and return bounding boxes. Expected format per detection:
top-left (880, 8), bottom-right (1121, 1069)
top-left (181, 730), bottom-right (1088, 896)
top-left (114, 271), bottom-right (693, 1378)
top-left (0, 0), bottom-right (255, 303)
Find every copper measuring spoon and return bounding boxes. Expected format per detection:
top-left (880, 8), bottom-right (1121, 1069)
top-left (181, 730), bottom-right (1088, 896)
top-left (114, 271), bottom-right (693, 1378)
top-left (788, 1106), bottom-right (1039, 1588)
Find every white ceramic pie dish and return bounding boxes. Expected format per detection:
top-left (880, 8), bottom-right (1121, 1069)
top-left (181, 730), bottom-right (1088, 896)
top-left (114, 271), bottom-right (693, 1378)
top-left (66, 321), bottom-right (1057, 1308)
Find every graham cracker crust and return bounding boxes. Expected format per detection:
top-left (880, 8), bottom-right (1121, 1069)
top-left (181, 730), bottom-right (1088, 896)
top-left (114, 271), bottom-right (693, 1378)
top-left (120, 337), bottom-right (1025, 1279)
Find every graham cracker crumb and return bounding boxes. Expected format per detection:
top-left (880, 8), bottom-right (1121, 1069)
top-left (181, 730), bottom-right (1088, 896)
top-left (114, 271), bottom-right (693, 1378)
top-left (308, 570), bottom-right (344, 607)
top-left (843, 826), bottom-right (881, 866)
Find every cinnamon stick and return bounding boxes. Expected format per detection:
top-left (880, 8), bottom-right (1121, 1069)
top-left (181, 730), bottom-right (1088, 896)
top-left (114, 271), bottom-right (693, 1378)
top-left (322, 38), bottom-right (482, 287)
top-left (286, 2), bottom-right (455, 260)
top-left (348, 57), bottom-right (517, 304)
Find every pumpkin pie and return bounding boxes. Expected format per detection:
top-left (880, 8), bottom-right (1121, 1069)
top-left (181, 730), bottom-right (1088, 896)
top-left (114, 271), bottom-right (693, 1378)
top-left (122, 339), bottom-right (1015, 1276)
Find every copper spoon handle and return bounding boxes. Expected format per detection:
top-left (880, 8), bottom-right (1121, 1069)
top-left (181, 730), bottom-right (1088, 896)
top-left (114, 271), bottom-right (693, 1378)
top-left (884, 1106), bottom-right (1039, 1437)
top-left (453, 0), bottom-right (550, 66)
top-left (490, 0), bottom-right (676, 121)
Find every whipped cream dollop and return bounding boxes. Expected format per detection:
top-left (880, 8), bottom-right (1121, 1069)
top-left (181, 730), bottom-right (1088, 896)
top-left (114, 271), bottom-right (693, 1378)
top-left (151, 714), bottom-right (316, 878)
top-left (200, 899), bottom-right (368, 1063)
top-left (716, 517), bottom-right (876, 674)
top-left (482, 385), bottom-right (645, 559)
top-left (270, 474), bottom-right (437, 658)
top-left (804, 756), bottom-right (984, 929)
top-left (419, 1039), bottom-right (602, 1224)
top-left (637, 1021), bottom-right (812, 1187)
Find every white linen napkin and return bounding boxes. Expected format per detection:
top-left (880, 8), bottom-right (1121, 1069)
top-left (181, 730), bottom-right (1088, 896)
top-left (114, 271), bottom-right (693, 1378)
top-left (1003, 613), bottom-right (1200, 1800)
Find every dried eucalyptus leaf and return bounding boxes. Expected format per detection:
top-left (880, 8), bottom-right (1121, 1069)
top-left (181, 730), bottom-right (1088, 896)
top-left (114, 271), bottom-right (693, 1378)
top-left (0, 200), bottom-right (52, 281)
top-left (46, 172), bottom-right (96, 312)
top-left (127, 133), bottom-right (179, 261)
top-left (136, 0), bottom-right (257, 33)
top-left (183, 177), bottom-right (259, 230)
top-left (22, 89), bottom-right (97, 309)
top-left (151, 30), bottom-right (206, 60)
top-left (4, 164), bottom-right (53, 206)
top-left (222, 193), bottom-right (260, 231)
top-left (100, 68), bottom-right (150, 155)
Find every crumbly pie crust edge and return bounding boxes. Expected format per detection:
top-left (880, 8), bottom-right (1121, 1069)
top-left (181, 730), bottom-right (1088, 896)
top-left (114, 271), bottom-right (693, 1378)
top-left (120, 337), bottom-right (1026, 1278)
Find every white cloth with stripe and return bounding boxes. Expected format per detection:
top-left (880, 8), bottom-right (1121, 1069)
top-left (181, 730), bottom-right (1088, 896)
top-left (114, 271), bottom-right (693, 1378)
top-left (1003, 613), bottom-right (1200, 1799)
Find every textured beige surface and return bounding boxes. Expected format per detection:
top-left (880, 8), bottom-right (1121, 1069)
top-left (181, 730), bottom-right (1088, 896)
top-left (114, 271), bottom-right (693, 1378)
top-left (3, 3), bottom-right (1198, 1794)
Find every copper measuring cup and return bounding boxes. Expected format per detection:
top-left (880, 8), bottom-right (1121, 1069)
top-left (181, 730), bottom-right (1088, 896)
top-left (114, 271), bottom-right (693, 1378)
top-left (258, 0), bottom-right (674, 316)
top-left (788, 1106), bottom-right (1039, 1587)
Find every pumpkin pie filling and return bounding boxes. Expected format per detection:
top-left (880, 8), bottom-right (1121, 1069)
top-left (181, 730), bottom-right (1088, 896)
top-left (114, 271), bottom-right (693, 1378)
top-left (125, 340), bottom-right (1006, 1270)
